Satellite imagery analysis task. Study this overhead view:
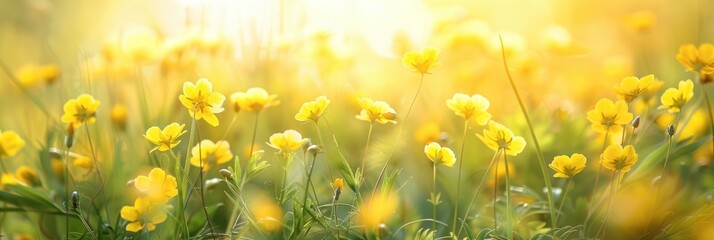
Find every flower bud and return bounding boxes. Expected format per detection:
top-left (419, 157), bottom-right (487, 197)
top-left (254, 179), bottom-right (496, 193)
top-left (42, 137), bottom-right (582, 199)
top-left (205, 178), bottom-right (222, 190)
top-left (65, 124), bottom-right (75, 148)
top-left (71, 191), bottom-right (79, 210)
top-left (667, 124), bottom-right (675, 137)
top-left (219, 169), bottom-right (232, 179)
top-left (631, 116), bottom-right (640, 129)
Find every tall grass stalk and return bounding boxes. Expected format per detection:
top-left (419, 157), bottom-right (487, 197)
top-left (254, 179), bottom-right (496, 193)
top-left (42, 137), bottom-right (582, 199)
top-left (226, 112), bottom-right (261, 234)
top-left (503, 151), bottom-right (513, 240)
top-left (452, 121), bottom-right (468, 233)
top-left (458, 149), bottom-right (500, 236)
top-left (646, 127), bottom-right (675, 231)
top-left (498, 35), bottom-right (556, 226)
top-left (360, 123), bottom-right (373, 181)
top-left (554, 179), bottom-right (572, 226)
top-left (191, 108), bottom-right (218, 238)
top-left (598, 171), bottom-right (620, 239)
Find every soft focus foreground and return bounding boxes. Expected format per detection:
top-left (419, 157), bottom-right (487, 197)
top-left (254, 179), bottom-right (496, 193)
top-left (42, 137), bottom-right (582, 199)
top-left (1, 0), bottom-right (714, 239)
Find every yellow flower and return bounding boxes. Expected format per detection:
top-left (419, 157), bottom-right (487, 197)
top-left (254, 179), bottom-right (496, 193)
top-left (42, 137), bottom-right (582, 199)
top-left (134, 168), bottom-right (178, 202)
top-left (15, 166), bottom-right (39, 186)
top-left (424, 142), bottom-right (456, 167)
top-left (0, 130), bottom-right (25, 159)
top-left (613, 74), bottom-right (655, 103)
top-left (15, 64), bottom-right (60, 87)
top-left (120, 197), bottom-right (168, 232)
top-left (355, 97), bottom-right (397, 124)
top-left (357, 192), bottom-right (398, 228)
top-left (1, 173), bottom-right (20, 190)
top-left (446, 93), bottom-right (492, 124)
top-left (249, 195), bottom-right (283, 232)
top-left (295, 96), bottom-right (330, 122)
top-left (624, 10), bottom-right (656, 33)
top-left (586, 99), bottom-right (633, 134)
top-left (61, 94), bottom-right (101, 128)
top-left (676, 44), bottom-right (714, 74)
top-left (73, 156), bottom-right (93, 170)
top-left (415, 122), bottom-right (446, 144)
top-left (110, 104), bottom-right (128, 130)
top-left (230, 87), bottom-right (280, 113)
top-left (144, 123), bottom-right (187, 153)
top-left (333, 178), bottom-right (343, 191)
top-left (476, 121), bottom-right (527, 156)
top-left (267, 130), bottom-right (309, 155)
top-left (549, 154), bottom-right (587, 178)
top-left (189, 140), bottom-right (234, 171)
top-left (600, 144), bottom-right (638, 172)
top-left (402, 47), bottom-right (440, 74)
top-left (178, 78), bottom-right (226, 127)
top-left (658, 79), bottom-right (694, 113)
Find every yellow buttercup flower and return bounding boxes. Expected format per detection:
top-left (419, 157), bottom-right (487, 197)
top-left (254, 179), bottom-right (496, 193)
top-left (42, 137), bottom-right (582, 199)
top-left (357, 192), bottom-right (398, 229)
top-left (676, 44), bottom-right (714, 74)
top-left (658, 79), bottom-right (694, 113)
top-left (446, 93), bottom-right (492, 124)
top-left (249, 195), bottom-right (284, 232)
top-left (15, 166), bottom-right (40, 186)
top-left (134, 168), bottom-right (178, 202)
top-left (0, 130), bottom-right (25, 159)
top-left (355, 97), bottom-right (397, 124)
top-left (72, 156), bottom-right (93, 170)
top-left (586, 99), bottom-right (633, 134)
top-left (476, 121), bottom-right (527, 156)
top-left (415, 122), bottom-right (446, 144)
top-left (613, 74), bottom-right (655, 103)
top-left (144, 123), bottom-right (187, 153)
top-left (424, 142), bottom-right (456, 167)
top-left (15, 64), bottom-right (60, 87)
top-left (402, 47), bottom-right (440, 74)
top-left (120, 197), bottom-right (168, 232)
top-left (295, 96), bottom-right (330, 122)
top-left (549, 154), bottom-right (587, 178)
top-left (1, 174), bottom-right (20, 190)
top-left (189, 140), bottom-right (234, 171)
top-left (178, 78), bottom-right (226, 127)
top-left (230, 87), bottom-right (280, 113)
top-left (61, 94), bottom-right (101, 128)
top-left (110, 104), bottom-right (128, 130)
top-left (267, 129), bottom-right (309, 156)
top-left (600, 144), bottom-right (638, 172)
top-left (624, 10), bottom-right (656, 33)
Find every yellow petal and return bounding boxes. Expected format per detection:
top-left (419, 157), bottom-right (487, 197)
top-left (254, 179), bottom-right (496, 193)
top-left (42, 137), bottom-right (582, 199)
top-left (120, 206), bottom-right (140, 222)
top-left (126, 222), bottom-right (144, 232)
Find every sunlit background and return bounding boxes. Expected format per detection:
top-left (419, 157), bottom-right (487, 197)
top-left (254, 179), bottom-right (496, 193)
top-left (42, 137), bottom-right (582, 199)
top-left (1, 0), bottom-right (714, 239)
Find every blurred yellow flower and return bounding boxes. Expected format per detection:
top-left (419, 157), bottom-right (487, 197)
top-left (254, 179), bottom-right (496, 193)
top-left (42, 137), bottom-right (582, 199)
top-left (120, 197), bottom-right (168, 232)
top-left (267, 129), bottom-right (309, 156)
top-left (0, 130), bottom-right (25, 159)
top-left (121, 28), bottom-right (160, 64)
top-left (61, 94), bottom-right (101, 128)
top-left (659, 79), bottom-right (694, 113)
top-left (15, 64), bottom-right (60, 87)
top-left (357, 193), bottom-right (398, 229)
top-left (134, 168), bottom-right (178, 202)
top-left (110, 104), bottom-right (128, 130)
top-left (72, 156), bottom-right (93, 170)
top-left (144, 123), bottom-right (187, 153)
top-left (424, 142), bottom-right (456, 167)
top-left (189, 140), bottom-right (233, 171)
top-left (15, 166), bottom-right (40, 186)
top-left (249, 196), bottom-right (284, 232)
top-left (1, 173), bottom-right (20, 190)
top-left (230, 87), bottom-right (280, 113)
top-left (355, 97), bottom-right (397, 124)
top-left (586, 99), bottom-right (633, 134)
top-left (614, 74), bottom-right (655, 103)
top-left (178, 78), bottom-right (226, 127)
top-left (676, 44), bottom-right (714, 74)
top-left (415, 122), bottom-right (446, 144)
top-left (402, 47), bottom-right (440, 74)
top-left (295, 96), bottom-right (330, 122)
top-left (446, 93), bottom-right (492, 124)
top-left (656, 109), bottom-right (707, 141)
top-left (333, 178), bottom-right (343, 191)
top-left (549, 154), bottom-right (587, 178)
top-left (624, 10), bottom-right (656, 33)
top-left (601, 144), bottom-right (638, 172)
top-left (476, 121), bottom-right (527, 156)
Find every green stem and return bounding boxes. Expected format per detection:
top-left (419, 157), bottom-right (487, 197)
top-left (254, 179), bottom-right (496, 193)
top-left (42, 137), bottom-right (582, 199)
top-left (700, 84), bottom-right (714, 164)
top-left (302, 151), bottom-right (318, 222)
top-left (453, 121), bottom-right (468, 233)
top-left (220, 114), bottom-right (238, 141)
top-left (84, 123), bottom-right (112, 233)
top-left (249, 113), bottom-right (260, 157)
top-left (598, 171), bottom-right (620, 239)
top-left (314, 120), bottom-right (333, 180)
top-left (227, 112), bottom-right (261, 234)
top-left (586, 125), bottom-right (611, 231)
top-left (503, 151), bottom-right (513, 240)
top-left (646, 132), bottom-right (674, 231)
top-left (498, 35), bottom-right (555, 226)
top-left (361, 123), bottom-right (374, 181)
top-left (457, 150), bottom-right (500, 236)
top-left (554, 180), bottom-right (572, 226)
top-left (191, 105), bottom-right (218, 238)
top-left (494, 158), bottom-right (499, 233)
top-left (371, 73), bottom-right (425, 196)
top-left (432, 158), bottom-right (437, 234)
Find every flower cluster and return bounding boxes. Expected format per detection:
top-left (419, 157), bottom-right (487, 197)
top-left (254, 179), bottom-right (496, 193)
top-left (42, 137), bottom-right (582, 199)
top-left (121, 168), bottom-right (178, 232)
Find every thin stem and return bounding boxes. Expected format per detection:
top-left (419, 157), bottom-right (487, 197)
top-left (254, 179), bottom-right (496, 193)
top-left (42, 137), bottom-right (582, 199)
top-left (84, 123), bottom-right (112, 231)
top-left (227, 112), bottom-right (261, 234)
top-left (191, 105), bottom-right (218, 238)
top-left (554, 180), bottom-right (572, 226)
top-left (361, 123), bottom-right (374, 181)
top-left (432, 158), bottom-right (437, 234)
top-left (302, 152), bottom-right (318, 223)
top-left (498, 35), bottom-right (556, 226)
top-left (458, 149), bottom-right (500, 236)
top-left (586, 125), bottom-right (611, 228)
top-left (493, 155), bottom-right (500, 233)
top-left (503, 151), bottom-right (513, 240)
top-left (598, 171), bottom-right (620, 239)
top-left (700, 84), bottom-right (714, 164)
top-left (64, 145), bottom-right (71, 239)
top-left (371, 73), bottom-right (425, 195)
top-left (646, 132), bottom-right (674, 231)
top-left (314, 120), bottom-right (334, 180)
top-left (453, 121), bottom-right (468, 233)
top-left (249, 113), bottom-right (260, 157)
top-left (220, 114), bottom-right (238, 141)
